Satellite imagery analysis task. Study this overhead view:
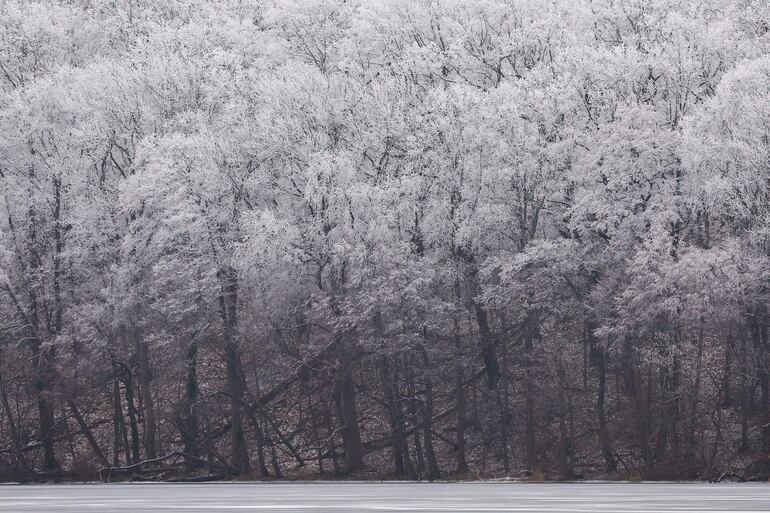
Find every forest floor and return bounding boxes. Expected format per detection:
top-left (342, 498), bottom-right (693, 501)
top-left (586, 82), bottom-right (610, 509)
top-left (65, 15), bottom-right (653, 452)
top-left (0, 481), bottom-right (769, 512)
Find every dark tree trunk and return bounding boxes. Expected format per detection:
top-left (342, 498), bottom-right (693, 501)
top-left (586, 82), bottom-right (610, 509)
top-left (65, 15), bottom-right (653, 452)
top-left (32, 352), bottom-right (58, 472)
top-left (750, 308), bottom-right (770, 456)
top-left (622, 338), bottom-right (651, 473)
top-left (219, 266), bottom-right (250, 475)
top-left (181, 339), bottom-right (201, 472)
top-left (68, 400), bottom-right (109, 468)
top-left (739, 332), bottom-right (750, 453)
top-left (1, 371), bottom-right (28, 473)
top-left (404, 357), bottom-right (424, 477)
top-left (27, 181), bottom-right (59, 473)
top-left (380, 355), bottom-right (413, 478)
top-left (306, 387), bottom-right (324, 475)
top-left (474, 302), bottom-right (500, 390)
top-left (422, 372), bottom-right (441, 481)
top-left (338, 366), bottom-right (363, 473)
top-left (123, 364), bottom-right (141, 466)
top-left (524, 324), bottom-right (537, 472)
top-left (596, 348), bottom-right (616, 472)
top-left (111, 361), bottom-right (124, 467)
top-left (251, 366), bottom-right (270, 478)
top-left (498, 335), bottom-right (511, 475)
top-left (454, 360), bottom-right (469, 474)
top-left (411, 345), bottom-right (439, 480)
top-left (686, 328), bottom-right (705, 462)
top-left (137, 339), bottom-right (157, 460)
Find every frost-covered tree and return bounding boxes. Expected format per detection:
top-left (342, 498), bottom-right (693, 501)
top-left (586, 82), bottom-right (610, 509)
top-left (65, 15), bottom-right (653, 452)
top-left (0, 0), bottom-right (768, 482)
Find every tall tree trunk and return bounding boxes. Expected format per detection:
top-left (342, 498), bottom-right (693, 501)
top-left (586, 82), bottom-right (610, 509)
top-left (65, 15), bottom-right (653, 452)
top-left (325, 398), bottom-right (340, 474)
top-left (475, 302), bottom-right (500, 390)
top-left (338, 365), bottom-right (363, 473)
top-left (750, 307), bottom-right (770, 457)
top-left (32, 352), bottom-right (58, 472)
top-left (622, 338), bottom-right (650, 473)
top-left (420, 345), bottom-right (441, 481)
top-left (523, 321), bottom-right (537, 472)
top-left (1, 370), bottom-right (28, 473)
top-left (404, 356), bottom-right (424, 477)
top-left (219, 266), bottom-right (250, 475)
top-left (137, 338), bottom-right (157, 460)
top-left (498, 335), bottom-right (511, 475)
top-left (686, 327), bottom-right (705, 462)
top-left (252, 359), bottom-right (270, 477)
top-left (596, 347), bottom-right (616, 472)
top-left (739, 332), bottom-right (750, 453)
top-left (671, 345), bottom-right (682, 464)
top-left (454, 359), bottom-right (469, 474)
top-left (111, 360), bottom-right (124, 467)
top-left (422, 371), bottom-right (440, 481)
top-left (181, 339), bottom-right (201, 472)
top-left (380, 355), bottom-right (412, 478)
top-left (123, 364), bottom-right (141, 465)
top-left (27, 173), bottom-right (59, 473)
top-left (306, 385), bottom-right (324, 476)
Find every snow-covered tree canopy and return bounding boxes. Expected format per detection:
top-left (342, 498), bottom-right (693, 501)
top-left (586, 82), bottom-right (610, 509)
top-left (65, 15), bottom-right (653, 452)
top-left (0, 0), bottom-right (768, 481)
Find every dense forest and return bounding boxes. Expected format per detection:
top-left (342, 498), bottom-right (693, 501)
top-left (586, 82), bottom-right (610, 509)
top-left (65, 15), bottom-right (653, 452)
top-left (0, 0), bottom-right (769, 482)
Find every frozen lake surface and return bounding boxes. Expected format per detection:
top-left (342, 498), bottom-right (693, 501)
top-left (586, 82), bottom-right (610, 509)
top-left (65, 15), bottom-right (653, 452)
top-left (1, 482), bottom-right (769, 512)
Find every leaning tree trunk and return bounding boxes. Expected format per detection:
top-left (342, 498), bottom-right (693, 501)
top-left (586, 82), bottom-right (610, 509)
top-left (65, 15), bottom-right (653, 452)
top-left (68, 400), bottom-right (109, 468)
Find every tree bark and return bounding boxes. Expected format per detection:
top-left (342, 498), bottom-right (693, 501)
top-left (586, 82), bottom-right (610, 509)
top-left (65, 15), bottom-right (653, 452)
top-left (137, 338), bottom-right (157, 460)
top-left (67, 399), bottom-right (109, 468)
top-left (596, 347), bottom-right (616, 472)
top-left (338, 366), bottom-right (363, 473)
top-left (454, 359), bottom-right (469, 474)
top-left (1, 370), bottom-right (28, 472)
top-left (181, 339), bottom-right (201, 472)
top-left (474, 302), bottom-right (500, 390)
top-left (379, 355), bottom-right (412, 478)
top-left (219, 266), bottom-right (250, 475)
top-left (111, 361), bottom-right (124, 467)
top-left (123, 363), bottom-right (141, 466)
